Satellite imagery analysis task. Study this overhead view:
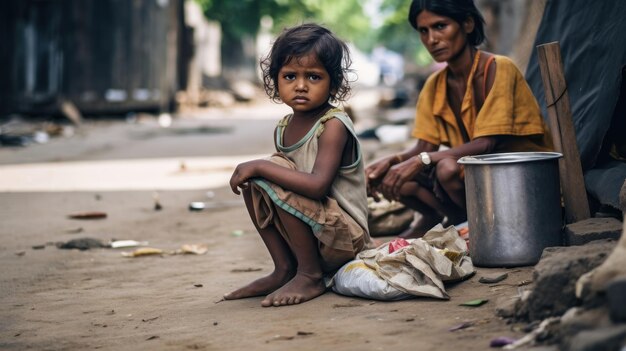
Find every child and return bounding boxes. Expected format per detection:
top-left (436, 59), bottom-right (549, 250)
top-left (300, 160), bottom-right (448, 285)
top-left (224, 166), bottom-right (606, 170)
top-left (224, 23), bottom-right (371, 307)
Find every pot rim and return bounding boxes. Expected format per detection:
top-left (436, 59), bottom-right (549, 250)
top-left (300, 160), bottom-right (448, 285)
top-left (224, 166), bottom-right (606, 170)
top-left (457, 152), bottom-right (563, 165)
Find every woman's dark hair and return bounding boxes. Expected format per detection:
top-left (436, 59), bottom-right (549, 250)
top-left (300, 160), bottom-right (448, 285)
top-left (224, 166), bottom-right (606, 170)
top-left (408, 0), bottom-right (486, 46)
top-left (260, 23), bottom-right (352, 103)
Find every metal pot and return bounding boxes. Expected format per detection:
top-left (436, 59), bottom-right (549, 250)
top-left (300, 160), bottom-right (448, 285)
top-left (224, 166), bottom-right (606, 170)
top-left (458, 152), bottom-right (563, 267)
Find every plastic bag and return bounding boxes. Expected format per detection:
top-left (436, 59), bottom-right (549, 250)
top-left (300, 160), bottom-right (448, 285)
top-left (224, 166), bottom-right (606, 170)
top-left (331, 260), bottom-right (412, 301)
top-left (331, 224), bottom-right (475, 300)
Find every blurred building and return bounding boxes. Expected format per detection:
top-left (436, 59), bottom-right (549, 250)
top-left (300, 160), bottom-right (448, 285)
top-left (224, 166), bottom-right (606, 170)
top-left (0, 0), bottom-right (186, 116)
top-left (371, 46), bottom-right (404, 87)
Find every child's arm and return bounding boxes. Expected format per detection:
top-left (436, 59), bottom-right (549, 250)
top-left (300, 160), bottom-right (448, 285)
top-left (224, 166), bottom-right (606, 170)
top-left (230, 118), bottom-right (348, 200)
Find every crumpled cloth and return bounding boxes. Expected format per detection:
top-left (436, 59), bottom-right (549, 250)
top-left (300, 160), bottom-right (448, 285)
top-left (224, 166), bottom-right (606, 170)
top-left (333, 224), bottom-right (475, 300)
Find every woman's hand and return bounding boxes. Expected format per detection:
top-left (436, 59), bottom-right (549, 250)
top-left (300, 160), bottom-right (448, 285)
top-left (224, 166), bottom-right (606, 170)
top-left (365, 156), bottom-right (394, 201)
top-left (381, 156), bottom-right (423, 201)
top-left (230, 160), bottom-right (264, 195)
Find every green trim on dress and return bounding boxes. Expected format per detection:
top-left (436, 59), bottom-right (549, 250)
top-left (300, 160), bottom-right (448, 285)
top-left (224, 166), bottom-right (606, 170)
top-left (252, 179), bottom-right (324, 234)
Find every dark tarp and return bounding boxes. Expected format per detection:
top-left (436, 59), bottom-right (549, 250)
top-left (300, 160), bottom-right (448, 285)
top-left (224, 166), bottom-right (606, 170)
top-left (525, 0), bottom-right (626, 210)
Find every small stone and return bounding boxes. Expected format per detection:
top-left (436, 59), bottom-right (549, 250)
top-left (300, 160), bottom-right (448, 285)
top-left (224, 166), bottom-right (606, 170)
top-left (564, 218), bottom-right (622, 246)
top-left (489, 336), bottom-right (516, 347)
top-left (479, 272), bottom-right (508, 284)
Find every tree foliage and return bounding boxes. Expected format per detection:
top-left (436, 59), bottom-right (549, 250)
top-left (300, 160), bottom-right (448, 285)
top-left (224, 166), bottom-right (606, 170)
top-left (195, 0), bottom-right (308, 39)
top-left (377, 0), bottom-right (433, 66)
top-left (196, 0), bottom-right (371, 49)
top-left (194, 0), bottom-right (433, 67)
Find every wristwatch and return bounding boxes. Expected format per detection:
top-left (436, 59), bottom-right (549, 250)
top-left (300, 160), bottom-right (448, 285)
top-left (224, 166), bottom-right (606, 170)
top-left (418, 152), bottom-right (432, 168)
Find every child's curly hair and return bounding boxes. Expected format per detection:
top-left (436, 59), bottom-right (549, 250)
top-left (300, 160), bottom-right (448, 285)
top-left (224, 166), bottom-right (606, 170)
top-left (260, 23), bottom-right (353, 103)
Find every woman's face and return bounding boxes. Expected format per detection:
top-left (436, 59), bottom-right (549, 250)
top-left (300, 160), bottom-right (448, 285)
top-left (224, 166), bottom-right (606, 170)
top-left (415, 10), bottom-right (474, 63)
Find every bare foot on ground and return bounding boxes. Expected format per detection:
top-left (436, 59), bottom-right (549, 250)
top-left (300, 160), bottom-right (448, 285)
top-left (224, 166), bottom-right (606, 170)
top-left (398, 215), bottom-right (442, 239)
top-left (224, 270), bottom-right (293, 300)
top-left (261, 272), bottom-right (326, 307)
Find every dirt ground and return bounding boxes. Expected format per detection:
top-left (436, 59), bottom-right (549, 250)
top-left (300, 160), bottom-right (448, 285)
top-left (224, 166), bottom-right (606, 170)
top-left (0, 101), bottom-right (536, 351)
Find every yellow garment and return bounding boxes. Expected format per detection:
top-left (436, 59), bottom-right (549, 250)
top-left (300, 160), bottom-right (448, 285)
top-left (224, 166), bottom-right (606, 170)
top-left (412, 53), bottom-right (553, 152)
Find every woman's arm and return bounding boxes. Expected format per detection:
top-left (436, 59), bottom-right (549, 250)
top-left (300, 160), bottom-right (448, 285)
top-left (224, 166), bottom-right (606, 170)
top-left (366, 139), bottom-right (438, 200)
top-left (380, 136), bottom-right (497, 200)
top-left (230, 118), bottom-right (348, 200)
top-left (395, 139), bottom-right (439, 163)
top-left (428, 136), bottom-right (497, 163)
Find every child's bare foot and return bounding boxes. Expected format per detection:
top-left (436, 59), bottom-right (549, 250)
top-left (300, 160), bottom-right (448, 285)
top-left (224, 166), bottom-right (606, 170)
top-left (261, 272), bottom-right (325, 307)
top-left (223, 270), bottom-right (293, 300)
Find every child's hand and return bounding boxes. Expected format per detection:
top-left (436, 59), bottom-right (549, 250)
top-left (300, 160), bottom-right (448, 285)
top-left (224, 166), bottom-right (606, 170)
top-left (229, 161), bottom-right (261, 195)
top-left (230, 181), bottom-right (249, 195)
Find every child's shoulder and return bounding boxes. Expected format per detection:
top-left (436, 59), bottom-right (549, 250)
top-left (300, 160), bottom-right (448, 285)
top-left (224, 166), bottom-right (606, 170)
top-left (277, 114), bottom-right (293, 128)
top-left (317, 108), bottom-right (356, 136)
top-left (320, 108), bottom-right (351, 124)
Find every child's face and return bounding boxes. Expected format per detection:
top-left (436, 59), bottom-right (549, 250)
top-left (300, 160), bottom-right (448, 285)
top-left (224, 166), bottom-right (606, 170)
top-left (277, 53), bottom-right (332, 114)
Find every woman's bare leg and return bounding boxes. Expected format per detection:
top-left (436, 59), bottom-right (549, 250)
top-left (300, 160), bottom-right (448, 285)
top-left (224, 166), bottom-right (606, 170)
top-left (261, 206), bottom-right (326, 307)
top-left (224, 188), bottom-right (296, 300)
top-left (396, 159), bottom-right (468, 238)
top-left (435, 158), bottom-right (467, 225)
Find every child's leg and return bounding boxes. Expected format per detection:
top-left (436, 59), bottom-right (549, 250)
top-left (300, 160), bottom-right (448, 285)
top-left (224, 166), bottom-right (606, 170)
top-left (223, 187), bottom-right (296, 300)
top-left (261, 205), bottom-right (326, 307)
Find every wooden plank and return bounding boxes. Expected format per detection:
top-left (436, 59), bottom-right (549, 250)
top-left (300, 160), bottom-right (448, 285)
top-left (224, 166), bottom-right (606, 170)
top-left (537, 41), bottom-right (590, 224)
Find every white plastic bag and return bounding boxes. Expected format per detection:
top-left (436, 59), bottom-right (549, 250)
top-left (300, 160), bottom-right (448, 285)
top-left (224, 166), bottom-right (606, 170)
top-left (332, 259), bottom-right (412, 301)
top-left (331, 224), bottom-right (475, 300)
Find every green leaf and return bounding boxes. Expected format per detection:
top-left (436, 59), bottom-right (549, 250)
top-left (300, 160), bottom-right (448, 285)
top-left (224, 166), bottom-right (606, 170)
top-left (459, 299), bottom-right (489, 307)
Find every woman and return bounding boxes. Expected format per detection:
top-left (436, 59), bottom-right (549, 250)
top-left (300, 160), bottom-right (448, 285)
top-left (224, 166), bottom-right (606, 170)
top-left (366, 0), bottom-right (553, 238)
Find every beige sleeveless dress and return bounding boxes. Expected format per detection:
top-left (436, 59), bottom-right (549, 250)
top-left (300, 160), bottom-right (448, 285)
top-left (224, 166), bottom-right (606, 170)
top-left (250, 108), bottom-right (371, 272)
